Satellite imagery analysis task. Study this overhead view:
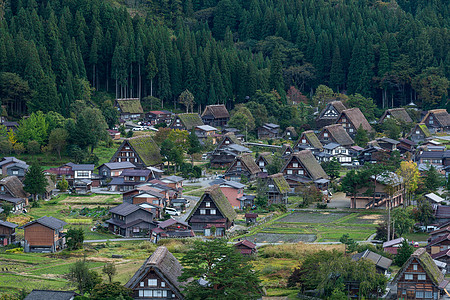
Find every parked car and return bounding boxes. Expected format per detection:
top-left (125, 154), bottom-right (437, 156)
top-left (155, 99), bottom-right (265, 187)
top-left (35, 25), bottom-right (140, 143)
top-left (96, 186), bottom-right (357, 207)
top-left (165, 207), bottom-right (180, 216)
top-left (132, 126), bottom-right (144, 131)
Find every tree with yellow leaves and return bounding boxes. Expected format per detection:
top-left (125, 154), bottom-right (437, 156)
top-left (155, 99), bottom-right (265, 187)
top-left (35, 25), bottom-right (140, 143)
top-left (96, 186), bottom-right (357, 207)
top-left (396, 161), bottom-right (420, 207)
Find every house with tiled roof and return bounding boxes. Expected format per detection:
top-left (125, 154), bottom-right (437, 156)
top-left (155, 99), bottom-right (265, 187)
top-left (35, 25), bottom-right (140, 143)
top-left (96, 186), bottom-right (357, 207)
top-left (224, 153), bottom-right (261, 182)
top-left (151, 218), bottom-right (194, 243)
top-left (21, 216), bottom-right (66, 253)
top-left (209, 178), bottom-right (246, 209)
top-left (0, 157), bottom-right (29, 180)
top-left (210, 133), bottom-right (251, 168)
top-left (234, 240), bottom-right (257, 256)
top-left (266, 173), bottom-right (290, 205)
top-left (336, 107), bottom-right (373, 138)
top-left (294, 130), bottom-right (323, 151)
top-left (352, 250), bottom-right (392, 275)
top-left (0, 220), bottom-right (18, 246)
top-left (281, 144), bottom-right (293, 160)
top-left (379, 108), bottom-right (414, 124)
top-left (282, 126), bottom-right (298, 140)
top-left (110, 136), bottom-right (162, 168)
top-left (108, 169), bottom-right (154, 192)
top-left (393, 248), bottom-right (448, 299)
top-left (169, 113), bottom-right (204, 131)
top-left (106, 202), bottom-right (156, 237)
top-left (316, 101), bottom-right (347, 128)
top-left (318, 124), bottom-right (354, 147)
top-left (125, 246), bottom-right (184, 299)
top-left (322, 143), bottom-right (352, 164)
top-left (255, 152), bottom-right (274, 173)
top-left (115, 98), bottom-right (144, 120)
top-left (421, 109), bottom-right (450, 133)
top-left (409, 123), bottom-right (433, 143)
top-left (97, 161), bottom-right (136, 185)
top-left (146, 110), bottom-right (174, 125)
top-left (24, 290), bottom-right (79, 300)
top-left (201, 104), bottom-right (230, 127)
top-left (186, 185), bottom-right (237, 236)
top-left (0, 176), bottom-right (29, 212)
top-left (258, 123), bottom-right (280, 139)
top-left (280, 150), bottom-right (329, 192)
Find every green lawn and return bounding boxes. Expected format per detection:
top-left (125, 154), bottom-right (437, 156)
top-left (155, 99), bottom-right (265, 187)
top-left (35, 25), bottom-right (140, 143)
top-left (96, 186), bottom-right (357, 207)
top-left (0, 274), bottom-right (69, 293)
top-left (94, 143), bottom-right (121, 166)
top-left (182, 185), bottom-right (202, 193)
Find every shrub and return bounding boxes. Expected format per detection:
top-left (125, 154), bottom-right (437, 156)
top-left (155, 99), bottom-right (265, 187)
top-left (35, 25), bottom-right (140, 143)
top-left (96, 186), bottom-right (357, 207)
top-left (27, 140), bottom-right (41, 154)
top-left (0, 140), bottom-right (12, 154)
top-left (316, 203), bottom-right (327, 209)
top-left (13, 142), bottom-right (25, 155)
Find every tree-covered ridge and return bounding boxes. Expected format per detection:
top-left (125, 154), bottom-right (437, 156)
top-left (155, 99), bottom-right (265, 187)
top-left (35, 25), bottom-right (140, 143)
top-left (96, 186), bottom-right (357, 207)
top-left (0, 0), bottom-right (449, 119)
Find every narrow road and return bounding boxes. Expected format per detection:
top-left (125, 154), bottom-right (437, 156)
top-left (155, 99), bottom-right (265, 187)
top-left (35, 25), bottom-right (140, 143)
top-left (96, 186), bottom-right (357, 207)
top-left (84, 237), bottom-right (151, 243)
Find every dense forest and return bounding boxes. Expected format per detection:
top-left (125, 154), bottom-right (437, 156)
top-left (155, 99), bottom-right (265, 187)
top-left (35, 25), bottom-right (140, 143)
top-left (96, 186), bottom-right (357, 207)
top-left (0, 0), bottom-right (449, 121)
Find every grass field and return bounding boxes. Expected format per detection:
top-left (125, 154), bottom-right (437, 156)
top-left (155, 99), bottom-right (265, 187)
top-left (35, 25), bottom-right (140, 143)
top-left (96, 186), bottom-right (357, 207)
top-left (240, 211), bottom-right (382, 243)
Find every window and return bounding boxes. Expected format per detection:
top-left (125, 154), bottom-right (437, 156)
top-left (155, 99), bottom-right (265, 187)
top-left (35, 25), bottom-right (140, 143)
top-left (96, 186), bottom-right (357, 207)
top-left (405, 274), bottom-right (413, 280)
top-left (161, 282), bottom-right (165, 287)
top-left (342, 118), bottom-right (346, 122)
top-left (140, 176), bottom-right (146, 181)
top-left (143, 290), bottom-right (152, 297)
top-left (418, 274), bottom-right (426, 280)
top-left (293, 163), bottom-right (298, 168)
top-left (210, 209), bottom-right (216, 215)
top-left (77, 171), bottom-right (89, 177)
top-left (299, 170), bottom-right (304, 175)
top-left (416, 292), bottom-right (424, 298)
top-left (148, 279), bottom-right (157, 286)
top-left (287, 170), bottom-right (292, 175)
top-left (140, 282), bottom-right (144, 287)
top-left (205, 202), bottom-right (211, 207)
top-left (324, 132), bottom-right (329, 137)
top-left (139, 290), bottom-right (144, 297)
top-left (103, 171), bottom-right (107, 176)
top-left (237, 161), bottom-right (241, 166)
top-left (1, 186), bottom-right (4, 191)
top-left (153, 200), bottom-right (160, 205)
top-left (425, 291), bottom-right (432, 298)
top-left (416, 130), bottom-right (420, 134)
top-left (413, 264), bottom-right (418, 270)
top-left (349, 128), bottom-right (354, 133)
top-left (200, 209), bottom-right (206, 215)
top-left (12, 170), bottom-right (18, 175)
top-left (259, 161), bottom-right (265, 167)
top-left (301, 139), bottom-right (306, 144)
top-left (225, 140), bottom-right (229, 144)
top-left (132, 227), bottom-right (140, 233)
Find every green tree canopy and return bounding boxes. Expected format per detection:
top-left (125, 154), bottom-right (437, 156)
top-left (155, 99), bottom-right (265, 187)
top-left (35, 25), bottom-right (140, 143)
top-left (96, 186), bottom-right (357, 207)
top-left (23, 163), bottom-right (48, 201)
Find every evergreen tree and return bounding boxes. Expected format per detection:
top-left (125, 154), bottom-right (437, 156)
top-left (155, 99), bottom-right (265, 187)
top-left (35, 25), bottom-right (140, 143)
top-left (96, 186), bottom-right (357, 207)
top-left (354, 125), bottom-right (369, 148)
top-left (269, 47), bottom-right (284, 98)
top-left (329, 46), bottom-right (344, 92)
top-left (23, 163), bottom-right (48, 201)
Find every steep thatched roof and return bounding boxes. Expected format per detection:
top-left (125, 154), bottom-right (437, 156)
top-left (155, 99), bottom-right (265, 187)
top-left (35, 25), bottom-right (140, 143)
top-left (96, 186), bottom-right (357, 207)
top-left (410, 123), bottom-right (432, 138)
top-left (176, 113), bottom-right (204, 130)
top-left (322, 124), bottom-right (354, 146)
top-left (201, 105), bottom-right (230, 119)
top-left (422, 109), bottom-right (450, 127)
top-left (239, 153), bottom-right (261, 175)
top-left (282, 150), bottom-right (328, 180)
top-left (258, 152), bottom-right (273, 166)
top-left (0, 176), bottom-right (28, 198)
top-left (283, 126), bottom-right (298, 138)
top-left (297, 130), bottom-right (323, 150)
top-left (125, 246), bottom-right (184, 299)
top-left (380, 108), bottom-right (413, 123)
top-left (127, 135), bottom-right (162, 166)
top-left (317, 101), bottom-right (347, 119)
top-left (269, 173), bottom-right (290, 194)
top-left (187, 185), bottom-right (237, 222)
top-left (393, 248), bottom-right (446, 288)
top-left (116, 98), bottom-right (144, 114)
top-left (340, 108), bottom-right (372, 131)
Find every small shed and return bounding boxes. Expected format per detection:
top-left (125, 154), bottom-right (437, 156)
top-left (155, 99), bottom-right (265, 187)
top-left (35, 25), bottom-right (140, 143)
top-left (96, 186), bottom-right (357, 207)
top-left (234, 239), bottom-right (257, 256)
top-left (383, 237), bottom-right (405, 255)
top-left (245, 213), bottom-right (258, 224)
top-left (425, 193), bottom-right (446, 204)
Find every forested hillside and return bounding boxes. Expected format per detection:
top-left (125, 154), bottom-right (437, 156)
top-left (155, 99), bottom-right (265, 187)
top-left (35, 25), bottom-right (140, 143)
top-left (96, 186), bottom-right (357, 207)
top-left (0, 0), bottom-right (449, 121)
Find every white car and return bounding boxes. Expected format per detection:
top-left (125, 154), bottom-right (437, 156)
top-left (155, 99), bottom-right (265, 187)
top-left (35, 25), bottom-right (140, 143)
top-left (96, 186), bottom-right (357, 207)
top-left (132, 126), bottom-right (144, 131)
top-left (165, 207), bottom-right (180, 216)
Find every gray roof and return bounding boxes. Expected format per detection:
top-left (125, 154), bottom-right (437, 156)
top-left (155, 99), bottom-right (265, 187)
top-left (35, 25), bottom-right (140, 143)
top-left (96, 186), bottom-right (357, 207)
top-left (425, 193), bottom-right (446, 203)
top-left (227, 144), bottom-right (251, 153)
top-left (0, 157), bottom-right (26, 167)
top-left (24, 290), bottom-right (78, 300)
top-left (101, 162), bottom-right (136, 170)
top-left (162, 175), bottom-right (184, 183)
top-left (377, 137), bottom-right (400, 145)
top-left (6, 162), bottom-right (29, 170)
top-left (383, 237), bottom-right (404, 248)
top-left (196, 125), bottom-right (218, 131)
top-left (323, 142), bottom-right (341, 150)
top-left (66, 163), bottom-right (95, 171)
top-left (352, 249), bottom-right (392, 270)
top-left (121, 169), bottom-right (151, 177)
top-left (0, 220), bottom-right (18, 229)
top-left (23, 216), bottom-right (66, 230)
top-left (209, 179), bottom-right (245, 189)
top-left (110, 202), bottom-right (142, 216)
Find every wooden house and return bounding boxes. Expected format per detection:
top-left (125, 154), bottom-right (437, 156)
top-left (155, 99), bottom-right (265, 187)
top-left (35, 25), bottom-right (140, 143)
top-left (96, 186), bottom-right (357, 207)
top-left (258, 123), bottom-right (280, 139)
top-left (322, 143), bottom-right (352, 164)
top-left (397, 138), bottom-right (416, 154)
top-left (281, 144), bottom-right (293, 159)
top-left (0, 157), bottom-right (29, 179)
top-left (280, 150), bottom-right (329, 190)
top-left (282, 126), bottom-right (298, 140)
top-left (245, 213), bottom-right (258, 224)
top-left (234, 240), bottom-right (257, 256)
top-left (108, 169), bottom-right (154, 192)
top-left (125, 246), bottom-right (184, 299)
top-left (127, 190), bottom-right (165, 211)
top-left (110, 136), bottom-right (163, 168)
top-left (146, 110), bottom-right (174, 125)
top-left (335, 108), bottom-right (373, 138)
top-left (0, 176), bottom-right (29, 213)
top-left (379, 108), bottom-right (414, 124)
top-left (224, 153), bottom-right (261, 182)
top-left (376, 137), bottom-right (400, 152)
top-left (21, 216), bottom-right (66, 253)
top-left (169, 113), bottom-right (204, 131)
top-left (107, 129), bottom-right (121, 140)
top-left (115, 98), bottom-right (144, 120)
top-left (97, 161), bottom-right (136, 185)
top-left (357, 145), bottom-right (387, 165)
top-left (194, 125), bottom-right (218, 143)
top-left (201, 104), bottom-right (230, 127)
top-left (427, 234), bottom-right (450, 256)
top-left (106, 202), bottom-right (155, 237)
top-left (255, 152), bottom-right (274, 173)
top-left (393, 248), bottom-right (448, 299)
top-left (210, 133), bottom-right (251, 168)
top-left (211, 179), bottom-right (245, 209)
top-left (431, 250), bottom-right (450, 273)
top-left (294, 130), bottom-right (323, 151)
top-left (315, 100), bottom-right (347, 128)
top-left (429, 226), bottom-right (450, 243)
top-left (186, 185), bottom-right (237, 236)
top-left (0, 220), bottom-right (17, 246)
top-left (266, 173), bottom-right (290, 205)
top-left (351, 250), bottom-right (392, 275)
top-left (352, 172), bottom-right (404, 209)
top-left (24, 290), bottom-right (79, 300)
top-left (409, 123), bottom-right (433, 143)
top-left (318, 124), bottom-right (354, 148)
top-left (383, 237), bottom-right (405, 255)
top-left (421, 109), bottom-right (450, 133)
top-left (151, 218), bottom-right (194, 243)
top-left (160, 176), bottom-right (184, 191)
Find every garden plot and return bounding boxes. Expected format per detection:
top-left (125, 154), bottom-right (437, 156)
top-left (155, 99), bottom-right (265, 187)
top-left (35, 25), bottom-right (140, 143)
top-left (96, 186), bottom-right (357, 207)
top-left (244, 233), bottom-right (316, 243)
top-left (277, 211), bottom-right (350, 223)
